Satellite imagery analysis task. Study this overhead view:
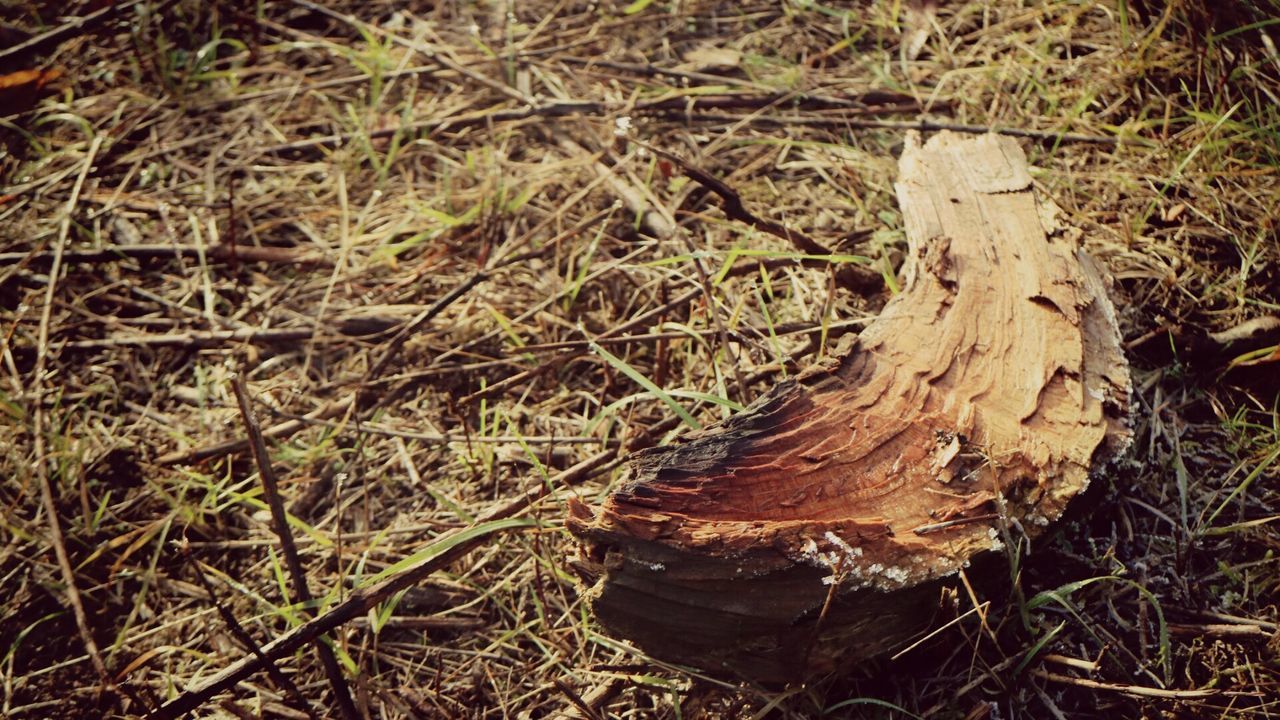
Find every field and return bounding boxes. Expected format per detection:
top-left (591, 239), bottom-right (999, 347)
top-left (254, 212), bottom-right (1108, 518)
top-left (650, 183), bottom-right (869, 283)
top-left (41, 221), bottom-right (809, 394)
top-left (2, 0), bottom-right (1278, 717)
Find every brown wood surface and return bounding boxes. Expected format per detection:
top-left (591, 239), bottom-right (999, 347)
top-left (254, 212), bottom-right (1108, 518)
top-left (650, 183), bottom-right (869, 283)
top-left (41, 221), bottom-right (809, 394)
top-left (568, 131), bottom-right (1132, 681)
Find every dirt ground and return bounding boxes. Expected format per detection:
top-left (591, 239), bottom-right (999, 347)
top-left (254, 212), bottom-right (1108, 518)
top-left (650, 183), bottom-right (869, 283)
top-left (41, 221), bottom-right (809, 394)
top-left (2, 1), bottom-right (1278, 718)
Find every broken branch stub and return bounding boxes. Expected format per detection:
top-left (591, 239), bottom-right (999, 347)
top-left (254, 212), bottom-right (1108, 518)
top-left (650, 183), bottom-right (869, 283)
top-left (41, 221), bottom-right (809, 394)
top-left (567, 131), bottom-right (1132, 681)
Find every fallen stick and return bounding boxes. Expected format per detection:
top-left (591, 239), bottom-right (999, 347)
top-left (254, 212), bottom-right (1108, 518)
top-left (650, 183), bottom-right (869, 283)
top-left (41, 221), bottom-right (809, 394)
top-left (0, 0), bottom-right (179, 66)
top-left (32, 135), bottom-right (113, 693)
top-left (0, 243), bottom-right (329, 267)
top-left (154, 396), bottom-right (354, 466)
top-left (146, 449), bottom-right (622, 720)
top-left (255, 91), bottom-right (937, 157)
top-left (1030, 668), bottom-right (1218, 700)
top-left (633, 140), bottom-right (883, 293)
top-left (231, 377), bottom-right (358, 719)
top-left (184, 551), bottom-right (318, 720)
top-left (684, 113), bottom-right (1140, 146)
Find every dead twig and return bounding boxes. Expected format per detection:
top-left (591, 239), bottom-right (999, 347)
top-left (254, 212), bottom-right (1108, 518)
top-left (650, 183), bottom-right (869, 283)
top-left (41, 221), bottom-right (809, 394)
top-left (684, 113), bottom-right (1141, 146)
top-left (183, 547), bottom-right (319, 720)
top-left (560, 57), bottom-right (928, 110)
top-left (231, 376), bottom-right (358, 720)
top-left (146, 449), bottom-right (620, 720)
top-left (0, 243), bottom-right (329, 267)
top-left (550, 679), bottom-right (624, 720)
top-left (259, 410), bottom-right (621, 448)
top-left (0, 0), bottom-right (179, 66)
top-left (553, 680), bottom-right (606, 720)
top-left (364, 271), bottom-right (490, 384)
top-left (628, 139), bottom-right (883, 293)
top-left (54, 310), bottom-right (429, 351)
top-left (640, 141), bottom-right (832, 254)
top-left (254, 92), bottom-right (927, 157)
top-left (154, 396), bottom-right (355, 466)
top-left (1030, 668), bottom-right (1221, 699)
top-left (31, 135), bottom-right (112, 691)
top-left (59, 328), bottom-right (325, 351)
top-left (1167, 623), bottom-right (1274, 639)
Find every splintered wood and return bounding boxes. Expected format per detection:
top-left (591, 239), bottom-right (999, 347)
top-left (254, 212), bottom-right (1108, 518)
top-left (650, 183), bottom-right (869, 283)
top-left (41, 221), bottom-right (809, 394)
top-left (568, 131), bottom-right (1132, 681)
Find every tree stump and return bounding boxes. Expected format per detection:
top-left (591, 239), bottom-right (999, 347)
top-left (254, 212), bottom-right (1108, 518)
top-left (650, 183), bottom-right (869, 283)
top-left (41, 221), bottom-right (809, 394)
top-left (567, 131), bottom-right (1132, 681)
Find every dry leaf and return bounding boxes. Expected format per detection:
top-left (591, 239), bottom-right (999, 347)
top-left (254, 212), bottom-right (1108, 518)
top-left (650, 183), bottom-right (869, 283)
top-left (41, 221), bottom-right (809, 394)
top-left (1163, 202), bottom-right (1188, 223)
top-left (903, 0), bottom-right (939, 61)
top-left (0, 68), bottom-right (64, 112)
top-left (1228, 344), bottom-right (1280, 369)
top-left (678, 46), bottom-right (742, 73)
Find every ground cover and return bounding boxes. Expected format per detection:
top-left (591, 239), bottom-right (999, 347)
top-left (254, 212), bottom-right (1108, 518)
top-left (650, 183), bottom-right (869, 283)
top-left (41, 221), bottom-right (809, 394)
top-left (2, 1), bottom-right (1278, 717)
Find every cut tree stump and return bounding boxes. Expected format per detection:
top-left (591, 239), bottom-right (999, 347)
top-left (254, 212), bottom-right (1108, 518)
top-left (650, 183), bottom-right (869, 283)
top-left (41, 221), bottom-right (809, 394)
top-left (567, 131), bottom-right (1132, 681)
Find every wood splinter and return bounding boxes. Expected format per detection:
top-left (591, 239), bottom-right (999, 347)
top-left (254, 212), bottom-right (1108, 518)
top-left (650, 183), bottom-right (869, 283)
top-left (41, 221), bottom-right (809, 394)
top-left (567, 131), bottom-right (1132, 681)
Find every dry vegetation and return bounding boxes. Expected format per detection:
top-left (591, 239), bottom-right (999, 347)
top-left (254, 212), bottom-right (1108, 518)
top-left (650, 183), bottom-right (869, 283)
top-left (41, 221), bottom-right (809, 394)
top-left (1, 0), bottom-right (1278, 718)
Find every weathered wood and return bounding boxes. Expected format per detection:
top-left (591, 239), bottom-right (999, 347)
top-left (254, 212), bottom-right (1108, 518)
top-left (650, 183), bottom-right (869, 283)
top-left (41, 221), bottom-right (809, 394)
top-left (567, 131), bottom-right (1132, 681)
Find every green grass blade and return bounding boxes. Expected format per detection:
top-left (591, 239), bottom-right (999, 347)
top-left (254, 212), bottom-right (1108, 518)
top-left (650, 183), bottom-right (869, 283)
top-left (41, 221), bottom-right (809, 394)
top-left (359, 517), bottom-right (538, 589)
top-left (589, 341), bottom-right (702, 430)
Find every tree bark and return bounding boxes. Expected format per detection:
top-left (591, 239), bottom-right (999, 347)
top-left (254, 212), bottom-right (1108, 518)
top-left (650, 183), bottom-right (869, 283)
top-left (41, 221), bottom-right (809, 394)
top-left (568, 131), bottom-right (1132, 681)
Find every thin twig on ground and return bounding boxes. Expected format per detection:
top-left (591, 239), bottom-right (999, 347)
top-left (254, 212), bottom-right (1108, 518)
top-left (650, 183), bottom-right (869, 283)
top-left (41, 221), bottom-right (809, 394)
top-left (146, 449), bottom-right (620, 720)
top-left (0, 243), bottom-right (329, 267)
top-left (230, 376), bottom-right (359, 720)
top-left (685, 113), bottom-right (1139, 145)
top-left (550, 679), bottom-right (625, 720)
top-left (155, 396), bottom-right (355, 466)
top-left (1030, 668), bottom-right (1221, 699)
top-left (60, 328), bottom-right (330, 351)
top-left (258, 409), bottom-right (621, 447)
top-left (0, 0), bottom-right (178, 66)
top-left (363, 271), bottom-right (490, 384)
top-left (631, 139), bottom-right (884, 293)
top-left (253, 92), bottom-right (933, 157)
top-left (184, 545), bottom-right (319, 720)
top-left (553, 679), bottom-right (606, 720)
top-left (31, 135), bottom-right (111, 691)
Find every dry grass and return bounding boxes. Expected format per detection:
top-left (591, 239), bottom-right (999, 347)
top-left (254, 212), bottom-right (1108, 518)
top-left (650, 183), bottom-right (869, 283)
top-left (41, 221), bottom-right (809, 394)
top-left (2, 0), bottom-right (1278, 718)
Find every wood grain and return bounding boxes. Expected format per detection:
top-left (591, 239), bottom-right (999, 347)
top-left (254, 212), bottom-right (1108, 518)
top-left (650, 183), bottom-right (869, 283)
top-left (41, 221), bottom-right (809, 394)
top-left (568, 131), bottom-right (1132, 681)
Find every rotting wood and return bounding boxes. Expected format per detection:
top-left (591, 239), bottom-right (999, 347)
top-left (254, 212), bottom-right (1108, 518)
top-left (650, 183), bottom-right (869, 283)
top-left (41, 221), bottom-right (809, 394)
top-left (568, 131), bottom-right (1133, 681)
